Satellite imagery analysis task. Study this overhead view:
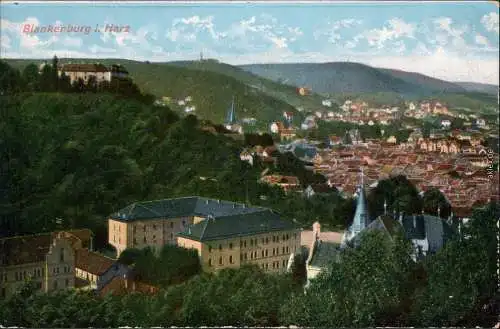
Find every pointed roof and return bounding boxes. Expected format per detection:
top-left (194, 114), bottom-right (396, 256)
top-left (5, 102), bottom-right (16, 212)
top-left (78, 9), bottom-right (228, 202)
top-left (226, 96), bottom-right (236, 124)
top-left (349, 168), bottom-right (370, 234)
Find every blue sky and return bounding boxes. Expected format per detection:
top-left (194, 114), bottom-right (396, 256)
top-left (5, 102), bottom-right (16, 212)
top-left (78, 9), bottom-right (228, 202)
top-left (1, 1), bottom-right (499, 84)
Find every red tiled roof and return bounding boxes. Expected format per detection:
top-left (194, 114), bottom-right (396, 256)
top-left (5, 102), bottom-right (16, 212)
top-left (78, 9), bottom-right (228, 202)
top-left (100, 277), bottom-right (159, 297)
top-left (61, 63), bottom-right (109, 73)
top-left (75, 249), bottom-right (115, 276)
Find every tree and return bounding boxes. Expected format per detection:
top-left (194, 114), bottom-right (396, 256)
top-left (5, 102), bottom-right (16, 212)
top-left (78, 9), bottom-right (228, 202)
top-left (422, 188), bottom-right (451, 218)
top-left (22, 63), bottom-right (40, 91)
top-left (52, 55), bottom-right (59, 91)
top-left (280, 230), bottom-right (415, 327)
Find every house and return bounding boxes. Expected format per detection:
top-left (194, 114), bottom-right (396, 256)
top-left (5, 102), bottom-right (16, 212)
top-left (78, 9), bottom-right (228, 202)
top-left (58, 63), bottom-right (112, 84)
top-left (303, 184), bottom-right (335, 198)
top-left (283, 111), bottom-right (294, 122)
top-left (441, 120), bottom-right (451, 129)
top-left (476, 118), bottom-right (486, 128)
top-left (329, 135), bottom-right (342, 146)
top-left (176, 209), bottom-right (301, 274)
top-left (75, 249), bottom-right (128, 290)
top-left (305, 222), bottom-right (341, 285)
top-left (108, 197), bottom-right (295, 257)
top-left (0, 229), bottom-right (92, 299)
top-left (322, 100), bottom-right (332, 107)
top-left (240, 150), bottom-right (254, 166)
top-left (260, 175), bottom-right (301, 193)
top-left (100, 272), bottom-right (159, 297)
top-left (387, 136), bottom-right (397, 144)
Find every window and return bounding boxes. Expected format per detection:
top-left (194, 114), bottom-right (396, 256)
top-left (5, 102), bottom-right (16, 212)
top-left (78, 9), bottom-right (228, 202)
top-left (283, 260), bottom-right (287, 267)
top-left (182, 220), bottom-right (186, 226)
top-left (143, 226), bottom-right (146, 232)
top-left (229, 243), bottom-right (233, 250)
top-left (240, 241), bottom-right (243, 247)
top-left (244, 241), bottom-right (247, 247)
top-left (286, 247), bottom-right (289, 253)
top-left (240, 254), bottom-right (243, 261)
top-left (277, 236), bottom-right (280, 243)
top-left (133, 226), bottom-right (137, 233)
top-left (250, 239), bottom-right (253, 246)
top-left (294, 233), bottom-right (297, 239)
top-left (153, 225), bottom-right (156, 230)
top-left (273, 248), bottom-right (275, 256)
top-left (265, 263), bottom-right (268, 269)
top-left (277, 262), bottom-right (280, 269)
top-left (244, 253), bottom-right (248, 260)
top-left (283, 234), bottom-right (286, 241)
top-left (229, 255), bottom-right (233, 264)
top-left (209, 245), bottom-right (212, 253)
top-left (282, 247), bottom-right (285, 254)
top-left (272, 236), bottom-right (276, 242)
top-left (65, 278), bottom-right (69, 287)
top-left (60, 248), bottom-right (65, 262)
top-left (53, 280), bottom-right (58, 290)
top-left (272, 262), bottom-right (275, 269)
top-left (143, 236), bottom-right (146, 243)
top-left (219, 257), bottom-right (223, 265)
top-left (1, 288), bottom-right (5, 298)
top-left (133, 238), bottom-right (137, 245)
top-left (261, 250), bottom-right (264, 257)
top-left (208, 259), bottom-right (212, 267)
top-left (15, 272), bottom-right (18, 281)
top-left (219, 244), bottom-right (222, 251)
top-left (265, 250), bottom-right (268, 257)
top-left (286, 234), bottom-right (289, 240)
top-left (170, 233), bottom-right (174, 239)
top-left (250, 253), bottom-right (253, 259)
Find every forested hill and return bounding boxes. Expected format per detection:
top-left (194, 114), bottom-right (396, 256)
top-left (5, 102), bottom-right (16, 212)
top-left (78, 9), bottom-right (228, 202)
top-left (3, 58), bottom-right (300, 124)
top-left (0, 92), bottom-right (354, 246)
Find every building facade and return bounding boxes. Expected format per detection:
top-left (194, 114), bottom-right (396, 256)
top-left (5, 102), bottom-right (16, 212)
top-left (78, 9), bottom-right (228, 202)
top-left (0, 229), bottom-right (92, 299)
top-left (58, 63), bottom-right (112, 84)
top-left (108, 197), bottom-right (300, 273)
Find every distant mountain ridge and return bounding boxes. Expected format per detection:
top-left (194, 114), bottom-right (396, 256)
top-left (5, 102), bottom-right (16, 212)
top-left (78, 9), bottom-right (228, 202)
top-left (238, 62), bottom-right (481, 96)
top-left (453, 82), bottom-right (498, 95)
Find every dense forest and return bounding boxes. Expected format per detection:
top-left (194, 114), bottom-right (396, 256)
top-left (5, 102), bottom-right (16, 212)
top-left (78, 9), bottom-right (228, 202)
top-left (0, 203), bottom-right (498, 327)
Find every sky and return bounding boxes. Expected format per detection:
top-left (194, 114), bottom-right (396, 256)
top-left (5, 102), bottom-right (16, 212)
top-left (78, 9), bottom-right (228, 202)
top-left (1, 1), bottom-right (499, 84)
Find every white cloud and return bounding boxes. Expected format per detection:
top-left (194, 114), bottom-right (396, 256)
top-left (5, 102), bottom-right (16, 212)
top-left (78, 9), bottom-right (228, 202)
top-left (431, 17), bottom-right (467, 49)
top-left (481, 12), bottom-right (499, 34)
top-left (357, 18), bottom-right (415, 49)
top-left (226, 14), bottom-right (302, 50)
top-left (314, 18), bottom-right (362, 43)
top-left (166, 15), bottom-right (226, 43)
top-left (475, 34), bottom-right (490, 47)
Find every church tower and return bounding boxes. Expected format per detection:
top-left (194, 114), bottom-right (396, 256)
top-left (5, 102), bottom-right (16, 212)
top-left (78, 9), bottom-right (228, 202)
top-left (341, 167), bottom-right (370, 247)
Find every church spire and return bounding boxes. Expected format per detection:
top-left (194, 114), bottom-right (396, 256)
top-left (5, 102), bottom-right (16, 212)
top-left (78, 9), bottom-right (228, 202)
top-left (226, 96), bottom-right (236, 125)
top-left (350, 167), bottom-right (370, 235)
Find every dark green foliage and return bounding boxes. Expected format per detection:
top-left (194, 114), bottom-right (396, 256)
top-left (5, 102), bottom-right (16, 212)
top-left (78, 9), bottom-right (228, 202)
top-left (410, 202), bottom-right (500, 326)
top-left (118, 245), bottom-right (201, 287)
top-left (367, 175), bottom-right (423, 219)
top-left (422, 188), bottom-right (451, 218)
top-left (280, 230), bottom-right (415, 327)
top-left (244, 133), bottom-right (275, 147)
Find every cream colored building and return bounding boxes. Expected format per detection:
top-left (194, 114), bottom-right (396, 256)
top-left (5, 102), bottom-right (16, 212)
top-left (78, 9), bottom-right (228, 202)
top-left (0, 229), bottom-right (92, 299)
top-left (58, 63), bottom-right (112, 84)
top-left (108, 197), bottom-right (300, 273)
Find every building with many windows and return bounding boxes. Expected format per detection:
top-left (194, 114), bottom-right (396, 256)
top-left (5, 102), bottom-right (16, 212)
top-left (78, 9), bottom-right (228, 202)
top-left (0, 229), bottom-right (92, 299)
top-left (108, 197), bottom-right (300, 272)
